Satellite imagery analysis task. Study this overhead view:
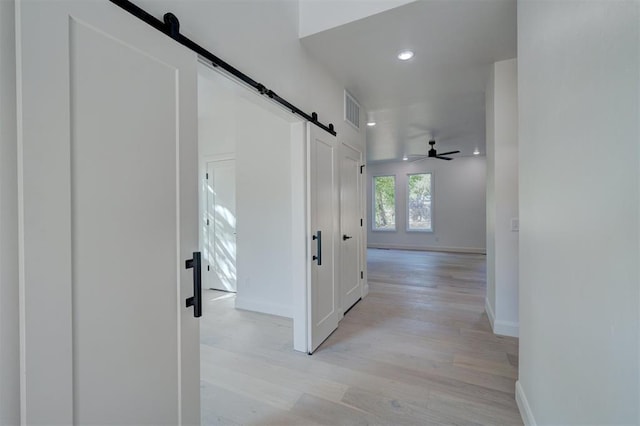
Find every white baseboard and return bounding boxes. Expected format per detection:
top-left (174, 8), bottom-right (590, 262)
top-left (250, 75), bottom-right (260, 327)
top-left (516, 380), bottom-right (536, 426)
top-left (234, 297), bottom-right (292, 319)
top-left (368, 243), bottom-right (486, 254)
top-left (362, 283), bottom-right (370, 297)
top-left (485, 297), bottom-right (496, 328)
top-left (494, 319), bottom-right (519, 337)
top-left (485, 297), bottom-right (519, 337)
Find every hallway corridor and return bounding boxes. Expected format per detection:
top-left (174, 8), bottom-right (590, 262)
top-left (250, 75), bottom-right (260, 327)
top-left (201, 249), bottom-right (522, 425)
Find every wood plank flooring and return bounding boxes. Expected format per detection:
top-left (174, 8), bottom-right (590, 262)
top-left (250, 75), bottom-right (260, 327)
top-left (201, 248), bottom-right (522, 425)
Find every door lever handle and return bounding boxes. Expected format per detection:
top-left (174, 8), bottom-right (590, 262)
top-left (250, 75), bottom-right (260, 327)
top-left (185, 252), bottom-right (202, 318)
top-left (343, 234), bottom-right (353, 241)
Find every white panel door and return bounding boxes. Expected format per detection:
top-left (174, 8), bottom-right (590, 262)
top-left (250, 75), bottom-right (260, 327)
top-left (17, 1), bottom-right (200, 424)
top-left (340, 145), bottom-right (362, 314)
top-left (307, 123), bottom-right (340, 353)
top-left (206, 159), bottom-right (237, 292)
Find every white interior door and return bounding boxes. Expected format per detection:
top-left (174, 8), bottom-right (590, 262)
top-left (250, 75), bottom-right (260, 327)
top-left (307, 123), bottom-right (340, 353)
top-left (17, 1), bottom-right (200, 424)
top-left (340, 144), bottom-right (362, 314)
top-left (206, 159), bottom-right (237, 292)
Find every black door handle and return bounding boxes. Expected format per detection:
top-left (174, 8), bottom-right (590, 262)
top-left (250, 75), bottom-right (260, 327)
top-left (343, 234), bottom-right (353, 241)
top-left (312, 231), bottom-right (322, 266)
top-left (185, 252), bottom-right (202, 318)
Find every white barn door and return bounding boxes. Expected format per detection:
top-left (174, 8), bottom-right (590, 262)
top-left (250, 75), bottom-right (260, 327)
top-left (307, 123), bottom-right (340, 353)
top-left (17, 1), bottom-right (200, 424)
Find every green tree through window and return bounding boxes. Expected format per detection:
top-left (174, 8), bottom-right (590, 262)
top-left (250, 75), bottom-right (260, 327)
top-left (408, 173), bottom-right (432, 231)
top-left (373, 176), bottom-right (395, 230)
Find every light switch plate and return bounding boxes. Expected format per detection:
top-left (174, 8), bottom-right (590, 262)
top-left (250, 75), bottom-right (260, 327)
top-left (511, 218), bottom-right (519, 232)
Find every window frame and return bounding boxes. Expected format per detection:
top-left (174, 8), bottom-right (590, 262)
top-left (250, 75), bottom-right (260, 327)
top-left (406, 172), bottom-right (433, 233)
top-left (371, 174), bottom-right (397, 232)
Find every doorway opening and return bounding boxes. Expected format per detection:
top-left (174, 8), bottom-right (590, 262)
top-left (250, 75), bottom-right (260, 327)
top-left (204, 158), bottom-right (237, 293)
top-left (197, 59), bottom-right (367, 421)
top-left (197, 60), bottom-right (306, 323)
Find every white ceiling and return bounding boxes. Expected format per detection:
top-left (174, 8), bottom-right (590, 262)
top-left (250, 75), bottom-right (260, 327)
top-left (300, 0), bottom-right (516, 163)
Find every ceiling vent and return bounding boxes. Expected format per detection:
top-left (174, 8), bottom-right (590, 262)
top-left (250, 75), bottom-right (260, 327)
top-left (344, 90), bottom-right (360, 131)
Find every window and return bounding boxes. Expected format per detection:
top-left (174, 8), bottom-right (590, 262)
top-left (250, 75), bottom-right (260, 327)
top-left (372, 175), bottom-right (396, 230)
top-left (407, 173), bottom-right (432, 231)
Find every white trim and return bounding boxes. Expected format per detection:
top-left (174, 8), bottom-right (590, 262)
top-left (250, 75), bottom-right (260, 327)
top-left (339, 142), bottom-right (365, 313)
top-left (485, 297), bottom-right (519, 337)
top-left (493, 319), bottom-right (519, 337)
top-left (485, 297), bottom-right (495, 329)
top-left (235, 296), bottom-right (292, 319)
top-left (515, 381), bottom-right (537, 426)
top-left (362, 283), bottom-right (370, 297)
top-left (202, 153), bottom-right (235, 163)
top-left (367, 243), bottom-right (486, 254)
top-left (291, 122), bottom-right (307, 353)
top-left (304, 123), bottom-right (313, 353)
top-left (15, 0), bottom-right (28, 418)
top-left (341, 140), bottom-right (361, 154)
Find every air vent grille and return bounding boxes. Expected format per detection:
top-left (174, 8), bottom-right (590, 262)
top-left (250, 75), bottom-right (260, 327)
top-left (344, 90), bottom-right (360, 130)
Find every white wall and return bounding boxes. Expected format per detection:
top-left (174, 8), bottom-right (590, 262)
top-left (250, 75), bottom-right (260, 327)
top-left (298, 0), bottom-right (415, 38)
top-left (517, 1), bottom-right (639, 424)
top-left (235, 97), bottom-right (297, 317)
top-left (485, 58), bottom-right (519, 338)
top-left (198, 69), bottom-right (238, 158)
top-left (0, 0), bottom-right (20, 423)
top-left (137, 0), bottom-right (365, 154)
top-left (367, 157), bottom-right (486, 253)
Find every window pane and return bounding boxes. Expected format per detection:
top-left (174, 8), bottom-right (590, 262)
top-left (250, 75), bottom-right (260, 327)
top-left (373, 176), bottom-right (395, 230)
top-left (408, 173), bottom-right (432, 231)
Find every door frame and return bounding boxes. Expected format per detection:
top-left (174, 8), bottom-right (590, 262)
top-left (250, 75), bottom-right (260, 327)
top-left (339, 141), bottom-right (364, 316)
top-left (195, 61), bottom-right (367, 355)
top-left (196, 63), bottom-right (310, 351)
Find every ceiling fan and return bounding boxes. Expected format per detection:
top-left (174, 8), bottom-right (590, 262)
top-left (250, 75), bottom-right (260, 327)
top-left (408, 140), bottom-right (460, 162)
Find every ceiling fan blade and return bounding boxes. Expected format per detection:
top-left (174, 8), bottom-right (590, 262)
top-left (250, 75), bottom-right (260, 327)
top-left (436, 156), bottom-right (453, 161)
top-left (409, 156), bottom-right (428, 163)
top-left (437, 150), bottom-right (460, 156)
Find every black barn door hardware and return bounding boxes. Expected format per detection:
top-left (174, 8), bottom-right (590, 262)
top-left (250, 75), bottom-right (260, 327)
top-left (109, 0), bottom-right (337, 137)
top-left (312, 231), bottom-right (322, 266)
top-left (185, 252), bottom-right (202, 318)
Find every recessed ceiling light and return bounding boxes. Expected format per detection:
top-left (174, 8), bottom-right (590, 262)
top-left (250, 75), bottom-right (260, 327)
top-left (473, 149), bottom-right (480, 155)
top-left (403, 156), bottom-right (408, 161)
top-left (397, 50), bottom-right (414, 61)
top-left (367, 121), bottom-right (376, 127)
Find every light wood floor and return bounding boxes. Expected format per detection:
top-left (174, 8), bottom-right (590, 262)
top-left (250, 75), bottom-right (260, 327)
top-left (201, 248), bottom-right (522, 425)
